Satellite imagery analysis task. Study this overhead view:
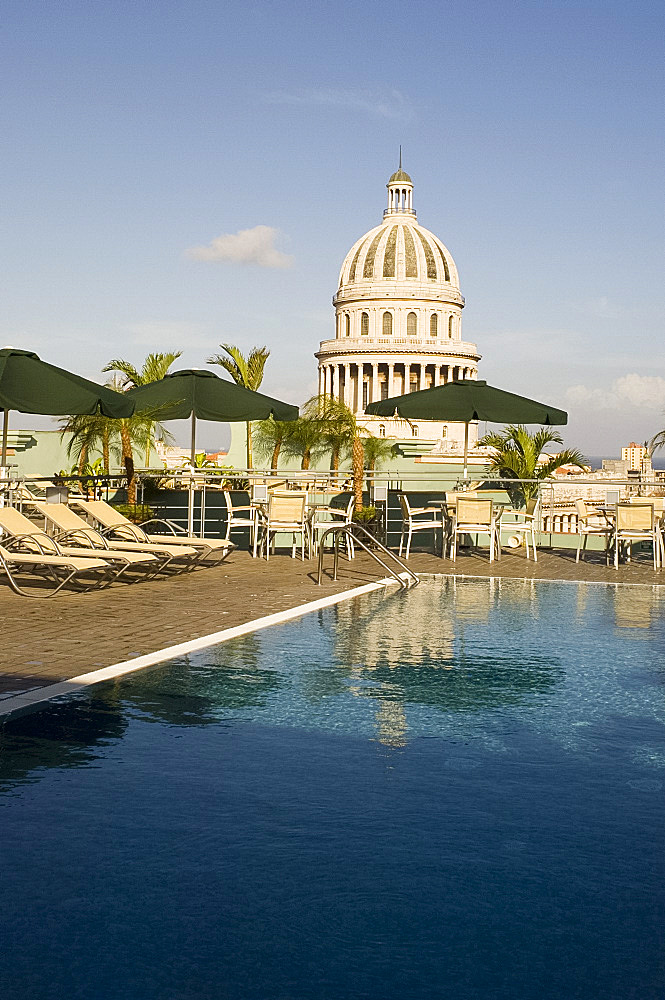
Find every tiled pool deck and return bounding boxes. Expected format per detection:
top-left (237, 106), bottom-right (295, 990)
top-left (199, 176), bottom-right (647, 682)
top-left (0, 545), bottom-right (662, 706)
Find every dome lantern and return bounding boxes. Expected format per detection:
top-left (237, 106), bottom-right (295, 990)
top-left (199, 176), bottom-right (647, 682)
top-left (385, 153), bottom-right (415, 217)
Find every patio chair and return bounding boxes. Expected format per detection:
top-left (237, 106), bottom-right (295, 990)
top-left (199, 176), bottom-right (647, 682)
top-left (32, 502), bottom-right (199, 575)
top-left (259, 490), bottom-right (309, 561)
top-left (72, 499), bottom-right (233, 564)
top-left (453, 497), bottom-right (500, 562)
top-left (223, 489), bottom-right (261, 556)
top-left (574, 500), bottom-right (613, 564)
top-left (397, 492), bottom-right (443, 559)
top-left (614, 502), bottom-right (659, 571)
top-left (0, 542), bottom-right (113, 597)
top-left (0, 505), bottom-right (158, 580)
top-left (309, 495), bottom-right (355, 559)
top-left (500, 498), bottom-right (540, 561)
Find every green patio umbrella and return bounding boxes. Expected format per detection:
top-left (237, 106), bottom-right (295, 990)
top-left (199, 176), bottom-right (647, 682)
top-left (125, 369), bottom-right (299, 466)
top-left (0, 347), bottom-right (135, 466)
top-left (125, 369), bottom-right (299, 532)
top-left (366, 379), bottom-right (567, 478)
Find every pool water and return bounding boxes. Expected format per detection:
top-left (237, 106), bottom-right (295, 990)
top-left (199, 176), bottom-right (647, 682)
top-left (1, 579), bottom-right (664, 1000)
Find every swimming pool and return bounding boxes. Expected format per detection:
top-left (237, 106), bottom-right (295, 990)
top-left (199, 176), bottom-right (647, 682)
top-left (1, 578), bottom-right (664, 999)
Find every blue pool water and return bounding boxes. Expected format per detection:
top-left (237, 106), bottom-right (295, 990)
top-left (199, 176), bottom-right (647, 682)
top-left (1, 579), bottom-right (664, 1000)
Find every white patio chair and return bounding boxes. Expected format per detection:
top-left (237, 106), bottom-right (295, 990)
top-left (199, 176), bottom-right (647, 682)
top-left (453, 497), bottom-right (500, 562)
top-left (223, 489), bottom-right (260, 557)
top-left (309, 496), bottom-right (355, 559)
top-left (574, 499), bottom-right (613, 564)
top-left (259, 490), bottom-right (309, 561)
top-left (614, 502), bottom-right (659, 570)
top-left (500, 497), bottom-right (540, 561)
top-left (397, 492), bottom-right (443, 559)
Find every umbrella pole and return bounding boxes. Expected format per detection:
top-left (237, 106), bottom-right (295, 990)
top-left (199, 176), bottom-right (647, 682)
top-left (188, 412), bottom-right (196, 536)
top-left (463, 421), bottom-right (469, 481)
top-left (1, 409), bottom-right (8, 467)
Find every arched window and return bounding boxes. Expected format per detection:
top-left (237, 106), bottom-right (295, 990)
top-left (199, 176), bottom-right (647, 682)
top-left (379, 424), bottom-right (386, 437)
top-left (382, 311), bottom-right (393, 336)
top-left (448, 315), bottom-right (454, 338)
top-left (407, 312), bottom-right (417, 336)
top-left (412, 424), bottom-right (419, 437)
top-left (345, 314), bottom-right (351, 337)
top-left (361, 312), bottom-right (369, 336)
top-left (430, 313), bottom-right (438, 337)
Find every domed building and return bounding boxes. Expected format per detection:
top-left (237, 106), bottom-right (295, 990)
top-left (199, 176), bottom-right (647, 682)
top-left (316, 166), bottom-right (481, 450)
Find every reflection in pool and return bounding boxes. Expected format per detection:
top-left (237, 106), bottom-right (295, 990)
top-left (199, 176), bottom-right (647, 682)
top-left (1, 579), bottom-right (664, 1000)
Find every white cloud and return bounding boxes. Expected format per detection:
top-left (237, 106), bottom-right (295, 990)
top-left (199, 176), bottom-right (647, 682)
top-left (265, 87), bottom-right (412, 121)
top-left (185, 225), bottom-right (294, 269)
top-left (566, 374), bottom-right (665, 411)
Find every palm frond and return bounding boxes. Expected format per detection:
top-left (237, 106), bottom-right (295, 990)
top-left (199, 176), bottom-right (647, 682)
top-left (245, 347), bottom-right (270, 391)
top-left (102, 359), bottom-right (142, 387)
top-left (208, 344), bottom-right (246, 385)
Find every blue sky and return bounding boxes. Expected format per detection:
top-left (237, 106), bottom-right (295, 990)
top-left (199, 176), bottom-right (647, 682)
top-left (2, 0), bottom-right (663, 454)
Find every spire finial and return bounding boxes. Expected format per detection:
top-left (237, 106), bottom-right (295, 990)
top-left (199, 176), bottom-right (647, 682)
top-left (399, 145), bottom-right (402, 170)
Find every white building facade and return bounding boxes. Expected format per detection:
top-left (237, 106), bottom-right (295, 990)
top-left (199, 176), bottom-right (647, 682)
top-left (316, 167), bottom-right (481, 446)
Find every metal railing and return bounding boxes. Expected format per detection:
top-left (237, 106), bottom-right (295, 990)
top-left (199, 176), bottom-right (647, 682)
top-left (316, 522), bottom-right (419, 590)
top-left (3, 467), bottom-right (665, 551)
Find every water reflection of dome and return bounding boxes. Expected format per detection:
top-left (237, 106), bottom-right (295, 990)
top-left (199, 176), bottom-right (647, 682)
top-left (331, 581), bottom-right (563, 715)
top-left (332, 586), bottom-right (456, 669)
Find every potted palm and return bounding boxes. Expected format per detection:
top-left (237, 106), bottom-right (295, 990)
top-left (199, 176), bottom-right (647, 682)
top-left (478, 424), bottom-right (587, 508)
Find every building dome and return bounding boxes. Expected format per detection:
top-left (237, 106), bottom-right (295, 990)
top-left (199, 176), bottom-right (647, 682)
top-left (337, 220), bottom-right (460, 290)
top-left (316, 166), bottom-right (481, 449)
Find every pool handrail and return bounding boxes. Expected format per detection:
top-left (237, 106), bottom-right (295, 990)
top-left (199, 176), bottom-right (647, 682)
top-left (317, 523), bottom-right (419, 590)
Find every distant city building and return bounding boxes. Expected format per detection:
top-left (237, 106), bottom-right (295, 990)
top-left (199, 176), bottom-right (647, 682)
top-left (621, 442), bottom-right (651, 473)
top-left (316, 165), bottom-right (481, 449)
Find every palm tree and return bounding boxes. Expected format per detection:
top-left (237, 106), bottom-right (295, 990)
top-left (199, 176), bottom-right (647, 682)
top-left (281, 413), bottom-right (327, 470)
top-left (360, 434), bottom-right (397, 472)
top-left (478, 424), bottom-right (587, 506)
top-left (253, 417), bottom-right (294, 470)
top-left (102, 354), bottom-right (181, 504)
top-left (59, 410), bottom-right (117, 475)
top-left (311, 395), bottom-right (356, 471)
top-left (207, 344), bottom-right (270, 469)
top-left (103, 352), bottom-right (182, 467)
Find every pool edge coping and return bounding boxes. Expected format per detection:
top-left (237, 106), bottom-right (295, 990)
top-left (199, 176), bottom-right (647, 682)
top-left (0, 575), bottom-right (404, 720)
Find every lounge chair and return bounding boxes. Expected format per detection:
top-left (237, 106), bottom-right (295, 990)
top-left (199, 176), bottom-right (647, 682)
top-left (31, 502), bottom-right (200, 574)
top-left (0, 541), bottom-right (113, 597)
top-left (72, 499), bottom-right (234, 563)
top-left (0, 506), bottom-right (158, 581)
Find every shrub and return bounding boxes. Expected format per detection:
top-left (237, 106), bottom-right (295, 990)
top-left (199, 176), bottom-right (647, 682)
top-left (111, 503), bottom-right (155, 524)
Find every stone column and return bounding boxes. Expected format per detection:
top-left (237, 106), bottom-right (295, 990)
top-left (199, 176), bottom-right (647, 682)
top-left (371, 363), bottom-right (379, 404)
top-left (387, 362), bottom-right (395, 398)
top-left (434, 365), bottom-right (441, 387)
top-left (332, 364), bottom-right (340, 401)
top-left (419, 363), bottom-right (426, 391)
top-left (344, 363), bottom-right (351, 409)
